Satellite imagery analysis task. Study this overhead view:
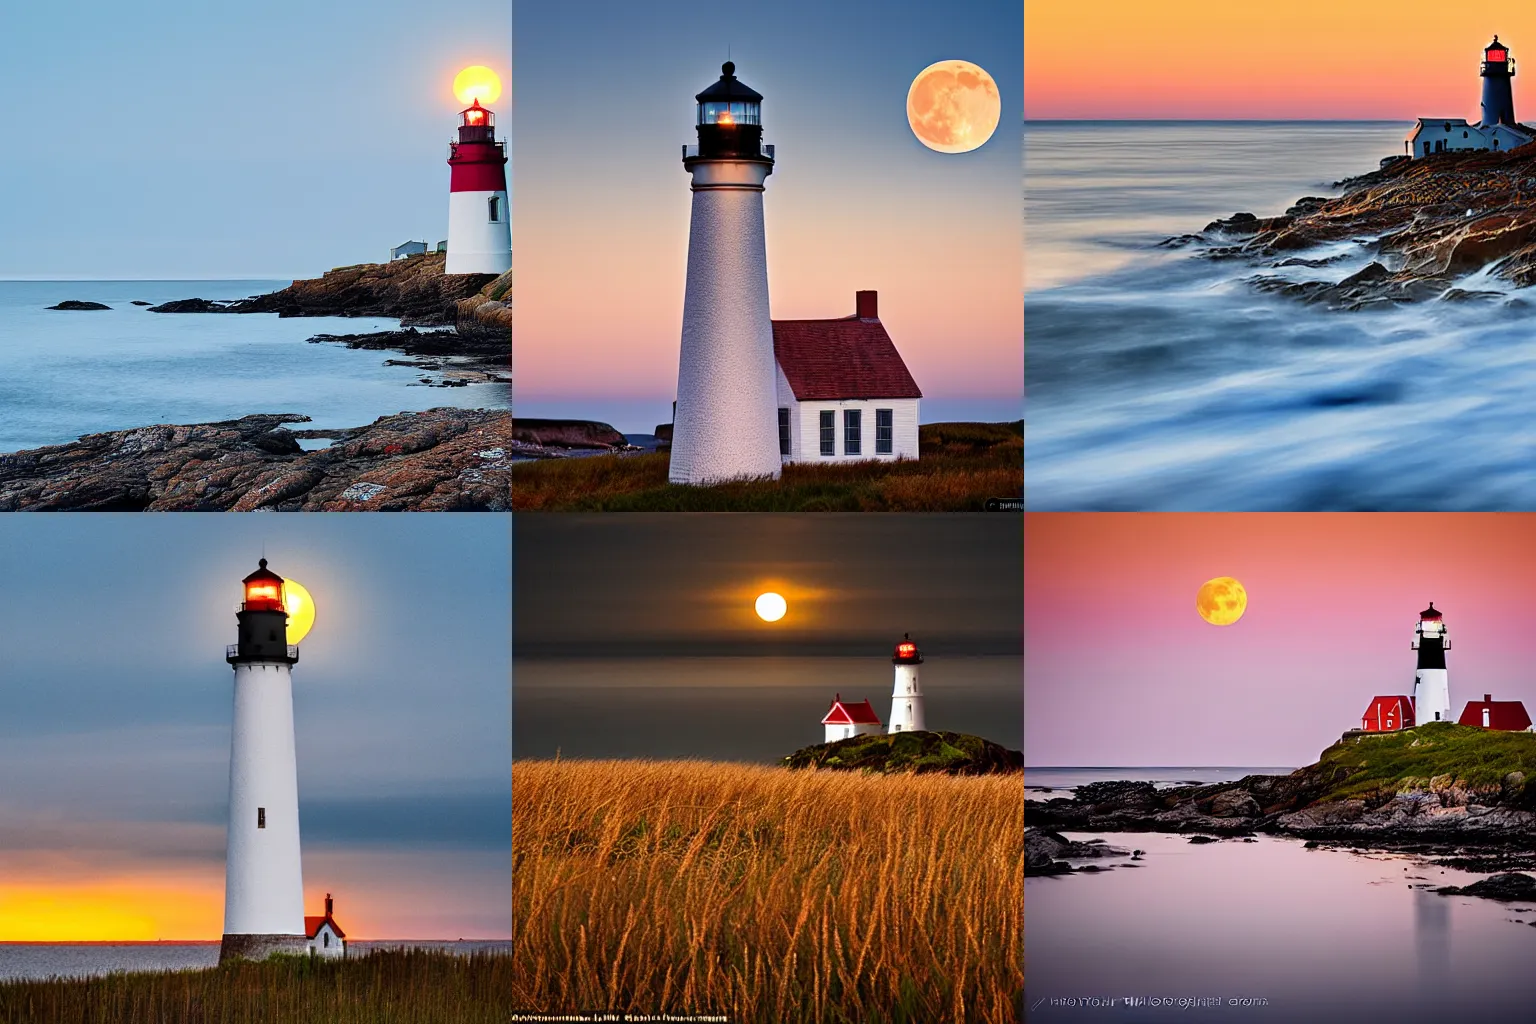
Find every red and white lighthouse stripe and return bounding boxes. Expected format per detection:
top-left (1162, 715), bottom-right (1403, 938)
top-left (446, 99), bottom-right (510, 275)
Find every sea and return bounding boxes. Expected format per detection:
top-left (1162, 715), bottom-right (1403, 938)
top-left (1027, 766), bottom-right (1536, 1021)
top-left (1027, 832), bottom-right (1536, 1023)
top-left (1024, 120), bottom-right (1536, 510)
top-left (0, 940), bottom-right (510, 982)
top-left (513, 655), bottom-right (1023, 762)
top-left (0, 280), bottom-right (509, 454)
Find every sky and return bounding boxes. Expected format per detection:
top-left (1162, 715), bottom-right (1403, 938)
top-left (1025, 514), bottom-right (1536, 768)
top-left (1026, 2), bottom-right (1536, 119)
top-left (513, 514), bottom-right (1022, 760)
top-left (0, 0), bottom-right (508, 280)
top-left (512, 0), bottom-right (1023, 433)
top-left (0, 514), bottom-right (510, 941)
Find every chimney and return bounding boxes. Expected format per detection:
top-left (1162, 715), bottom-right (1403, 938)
top-left (1485, 694), bottom-right (1493, 702)
top-left (855, 290), bottom-right (878, 320)
top-left (325, 893), bottom-right (333, 916)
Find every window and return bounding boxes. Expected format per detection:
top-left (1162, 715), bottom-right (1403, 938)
top-left (819, 411), bottom-right (835, 456)
top-left (257, 807), bottom-right (266, 829)
top-left (844, 410), bottom-right (861, 455)
top-left (778, 408), bottom-right (790, 456)
top-left (324, 933), bottom-right (331, 948)
top-left (876, 409), bottom-right (893, 454)
top-left (488, 195), bottom-right (501, 223)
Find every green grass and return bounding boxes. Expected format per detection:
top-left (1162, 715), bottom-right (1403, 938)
top-left (511, 421), bottom-right (1023, 511)
top-left (783, 731), bottom-right (1023, 775)
top-left (1311, 722), bottom-right (1536, 804)
top-left (0, 948), bottom-right (511, 1024)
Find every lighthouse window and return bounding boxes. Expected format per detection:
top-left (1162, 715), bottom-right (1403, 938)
top-left (844, 410), bottom-right (861, 455)
top-left (487, 196), bottom-right (501, 223)
top-left (819, 411), bottom-right (835, 456)
top-left (257, 807), bottom-right (266, 829)
top-left (876, 409), bottom-right (893, 453)
top-left (778, 408), bottom-right (790, 456)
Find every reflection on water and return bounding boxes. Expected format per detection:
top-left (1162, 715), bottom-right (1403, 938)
top-left (1023, 122), bottom-right (1536, 510)
top-left (1026, 831), bottom-right (1536, 1022)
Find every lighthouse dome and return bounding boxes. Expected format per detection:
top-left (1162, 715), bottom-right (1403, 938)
top-left (695, 62), bottom-right (763, 128)
top-left (1419, 602), bottom-right (1443, 620)
top-left (242, 558), bottom-right (286, 612)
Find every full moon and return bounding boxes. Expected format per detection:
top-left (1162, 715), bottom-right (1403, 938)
top-left (1196, 577), bottom-right (1247, 626)
top-left (906, 59), bottom-right (1001, 154)
top-left (755, 592), bottom-right (788, 622)
top-left (283, 578), bottom-right (316, 644)
top-left (453, 65), bottom-right (502, 107)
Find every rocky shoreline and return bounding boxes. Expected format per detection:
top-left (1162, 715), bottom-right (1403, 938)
top-left (1168, 144), bottom-right (1536, 310)
top-left (147, 251), bottom-right (511, 365)
top-left (0, 408), bottom-right (511, 511)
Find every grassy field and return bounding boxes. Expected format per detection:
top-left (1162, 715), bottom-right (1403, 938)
top-left (511, 421), bottom-right (1023, 511)
top-left (1314, 722), bottom-right (1536, 803)
top-left (511, 759), bottom-right (1023, 1023)
top-left (0, 949), bottom-right (510, 1024)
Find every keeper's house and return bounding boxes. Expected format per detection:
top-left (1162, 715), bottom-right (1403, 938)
top-left (773, 291), bottom-right (921, 465)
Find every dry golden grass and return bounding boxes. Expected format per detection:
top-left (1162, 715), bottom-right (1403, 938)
top-left (511, 422), bottom-right (1023, 511)
top-left (511, 760), bottom-right (1023, 1023)
top-left (0, 949), bottom-right (511, 1024)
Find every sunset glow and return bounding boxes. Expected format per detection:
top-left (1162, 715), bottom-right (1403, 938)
top-left (1026, 2), bottom-right (1536, 119)
top-left (453, 65), bottom-right (502, 107)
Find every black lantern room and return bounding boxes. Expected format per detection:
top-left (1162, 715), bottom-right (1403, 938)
top-left (694, 62), bottom-right (767, 160)
top-left (458, 99), bottom-right (496, 143)
top-left (229, 558), bottom-right (298, 665)
top-left (892, 633), bottom-right (924, 665)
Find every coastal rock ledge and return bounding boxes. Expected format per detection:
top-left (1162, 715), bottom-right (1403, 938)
top-left (0, 408), bottom-right (511, 511)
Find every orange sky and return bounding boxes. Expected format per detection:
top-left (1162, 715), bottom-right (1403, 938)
top-left (1026, 2), bottom-right (1536, 118)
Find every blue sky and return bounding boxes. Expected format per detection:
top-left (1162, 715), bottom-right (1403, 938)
top-left (0, 0), bottom-right (508, 279)
top-left (0, 514), bottom-right (510, 938)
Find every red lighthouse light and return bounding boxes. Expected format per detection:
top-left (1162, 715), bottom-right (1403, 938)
top-left (242, 559), bottom-right (286, 612)
top-left (1490, 47), bottom-right (1508, 62)
top-left (897, 642), bottom-right (916, 658)
top-left (461, 99), bottom-right (491, 128)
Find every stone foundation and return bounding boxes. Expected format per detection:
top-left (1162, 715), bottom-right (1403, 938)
top-left (218, 932), bottom-right (310, 963)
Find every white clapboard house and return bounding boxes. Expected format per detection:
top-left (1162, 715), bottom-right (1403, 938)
top-left (773, 291), bottom-right (922, 464)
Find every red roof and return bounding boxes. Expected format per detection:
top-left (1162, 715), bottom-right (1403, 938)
top-left (1458, 696), bottom-right (1532, 731)
top-left (773, 293), bottom-right (921, 401)
top-left (1361, 695), bottom-right (1415, 731)
top-left (822, 697), bottom-right (881, 726)
top-left (305, 915), bottom-right (345, 940)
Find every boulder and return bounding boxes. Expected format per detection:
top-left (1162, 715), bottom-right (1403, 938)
top-left (1435, 872), bottom-right (1536, 902)
top-left (46, 300), bottom-right (111, 310)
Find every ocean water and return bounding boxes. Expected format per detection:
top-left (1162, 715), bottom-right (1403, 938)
top-left (0, 280), bottom-right (509, 454)
top-left (1027, 831), bottom-right (1536, 1023)
top-left (513, 655), bottom-right (1023, 761)
top-left (1025, 765), bottom-right (1296, 795)
top-left (0, 940), bottom-right (510, 982)
top-left (1025, 120), bottom-right (1536, 510)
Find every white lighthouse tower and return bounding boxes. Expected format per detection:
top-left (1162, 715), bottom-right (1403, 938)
top-left (220, 559), bottom-right (308, 963)
top-left (445, 99), bottom-right (510, 275)
top-left (1412, 602), bottom-right (1453, 725)
top-left (888, 634), bottom-right (927, 734)
top-left (668, 62), bottom-right (783, 485)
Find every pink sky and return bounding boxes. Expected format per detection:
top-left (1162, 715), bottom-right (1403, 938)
top-left (1026, 515), bottom-right (1536, 766)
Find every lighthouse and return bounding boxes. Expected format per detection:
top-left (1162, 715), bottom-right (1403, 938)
top-left (220, 559), bottom-right (307, 963)
top-left (1411, 602), bottom-right (1453, 725)
top-left (1481, 36), bottom-right (1517, 127)
top-left (888, 634), bottom-right (927, 734)
top-left (446, 99), bottom-right (510, 275)
top-left (668, 62), bottom-right (783, 485)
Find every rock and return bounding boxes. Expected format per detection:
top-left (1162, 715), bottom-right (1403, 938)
top-left (46, 300), bottom-right (111, 310)
top-left (1207, 789), bottom-right (1261, 818)
top-left (1025, 828), bottom-right (1128, 876)
top-left (147, 297), bottom-right (238, 313)
top-left (1202, 211), bottom-right (1261, 235)
top-left (512, 419), bottom-right (628, 450)
top-left (784, 731), bottom-right (1022, 776)
top-left (1187, 835), bottom-right (1220, 844)
top-left (1435, 872), bottom-right (1536, 902)
top-left (131, 300), bottom-right (151, 306)
top-left (0, 409), bottom-right (510, 511)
